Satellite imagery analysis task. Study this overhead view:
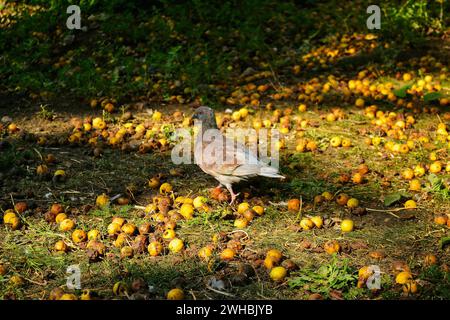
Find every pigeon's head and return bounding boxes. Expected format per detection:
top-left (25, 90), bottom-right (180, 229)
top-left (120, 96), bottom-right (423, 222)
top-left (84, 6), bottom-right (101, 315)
top-left (192, 106), bottom-right (217, 128)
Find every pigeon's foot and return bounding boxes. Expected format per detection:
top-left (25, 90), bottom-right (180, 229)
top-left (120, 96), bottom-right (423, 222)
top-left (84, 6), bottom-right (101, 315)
top-left (225, 184), bottom-right (239, 205)
top-left (229, 192), bottom-right (240, 205)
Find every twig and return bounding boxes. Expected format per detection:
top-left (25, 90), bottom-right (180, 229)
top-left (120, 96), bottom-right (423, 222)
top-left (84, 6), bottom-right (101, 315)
top-left (242, 247), bottom-right (258, 254)
top-left (268, 201), bottom-right (287, 206)
top-left (24, 277), bottom-right (47, 286)
top-left (110, 194), bottom-right (122, 202)
top-left (189, 289), bottom-right (197, 300)
top-left (10, 193), bottom-right (16, 207)
top-left (60, 190), bottom-right (83, 194)
top-left (365, 207), bottom-right (412, 219)
top-left (257, 292), bottom-right (271, 300)
top-left (366, 207), bottom-right (412, 212)
top-left (33, 148), bottom-right (43, 161)
top-left (423, 229), bottom-right (445, 238)
top-left (227, 229), bottom-right (249, 241)
top-left (205, 284), bottom-right (235, 297)
top-left (295, 196), bottom-right (303, 223)
top-left (124, 291), bottom-right (132, 300)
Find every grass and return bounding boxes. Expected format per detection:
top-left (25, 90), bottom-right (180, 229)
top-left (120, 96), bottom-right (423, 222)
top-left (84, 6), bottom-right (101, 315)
top-left (0, 0), bottom-right (449, 301)
top-left (288, 255), bottom-right (363, 299)
top-left (1, 1), bottom-right (448, 104)
top-left (1, 115), bottom-right (449, 299)
top-left (36, 104), bottom-right (55, 120)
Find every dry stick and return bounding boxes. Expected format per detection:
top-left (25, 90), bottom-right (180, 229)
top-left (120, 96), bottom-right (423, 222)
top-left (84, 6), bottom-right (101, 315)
top-left (60, 190), bottom-right (82, 194)
top-left (242, 247), bottom-right (258, 254)
top-left (344, 120), bottom-right (368, 124)
top-left (98, 176), bottom-right (108, 190)
top-left (366, 207), bottom-right (412, 212)
top-left (268, 201), bottom-right (287, 206)
top-left (251, 264), bottom-right (265, 297)
top-left (228, 229), bottom-right (249, 241)
top-left (423, 229), bottom-right (445, 238)
top-left (124, 291), bottom-right (132, 300)
top-left (23, 277), bottom-right (47, 286)
top-left (272, 281), bottom-right (288, 290)
top-left (128, 188), bottom-right (140, 205)
top-left (267, 64), bottom-right (282, 92)
top-left (110, 194), bottom-right (122, 202)
top-left (364, 207), bottom-right (415, 219)
top-left (70, 158), bottom-right (82, 164)
top-left (295, 196), bottom-right (303, 223)
top-left (257, 292), bottom-right (271, 300)
top-left (204, 293), bottom-right (213, 300)
top-left (33, 148), bottom-right (43, 162)
top-left (23, 276), bottom-right (44, 296)
top-left (9, 193), bottom-right (16, 207)
top-left (206, 284), bottom-right (235, 297)
top-left (2, 198), bottom-right (49, 202)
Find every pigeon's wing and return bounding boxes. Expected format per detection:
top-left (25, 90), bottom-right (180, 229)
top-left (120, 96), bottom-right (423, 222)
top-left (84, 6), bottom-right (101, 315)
top-left (201, 135), bottom-right (262, 178)
top-left (228, 139), bottom-right (264, 176)
top-left (195, 129), bottom-right (284, 181)
top-left (230, 138), bottom-right (283, 178)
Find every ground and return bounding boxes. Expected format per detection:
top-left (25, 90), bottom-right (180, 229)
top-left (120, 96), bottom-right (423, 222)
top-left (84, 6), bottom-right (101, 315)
top-left (0, 0), bottom-right (449, 300)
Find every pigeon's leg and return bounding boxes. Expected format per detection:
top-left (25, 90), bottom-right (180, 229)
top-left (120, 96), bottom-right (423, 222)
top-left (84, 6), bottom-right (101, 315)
top-left (225, 183), bottom-right (240, 205)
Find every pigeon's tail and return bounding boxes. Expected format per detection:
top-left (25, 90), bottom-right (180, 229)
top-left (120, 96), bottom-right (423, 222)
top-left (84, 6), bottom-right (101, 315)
top-left (259, 166), bottom-right (285, 179)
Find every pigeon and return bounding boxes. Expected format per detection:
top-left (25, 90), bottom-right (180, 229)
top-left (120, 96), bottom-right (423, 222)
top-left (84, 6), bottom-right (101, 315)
top-left (191, 106), bottom-right (284, 204)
